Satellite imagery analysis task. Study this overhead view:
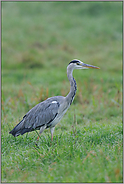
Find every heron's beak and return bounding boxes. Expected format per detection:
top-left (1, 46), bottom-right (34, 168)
top-left (81, 63), bottom-right (100, 69)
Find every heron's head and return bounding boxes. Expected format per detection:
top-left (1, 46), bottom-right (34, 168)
top-left (68, 59), bottom-right (100, 70)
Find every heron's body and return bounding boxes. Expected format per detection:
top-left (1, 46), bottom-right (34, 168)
top-left (9, 59), bottom-right (99, 141)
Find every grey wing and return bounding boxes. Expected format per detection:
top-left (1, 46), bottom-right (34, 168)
top-left (23, 99), bottom-right (60, 130)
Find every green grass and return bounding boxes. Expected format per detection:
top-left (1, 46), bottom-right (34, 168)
top-left (1, 1), bottom-right (123, 183)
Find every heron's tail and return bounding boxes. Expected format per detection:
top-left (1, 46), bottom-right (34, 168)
top-left (9, 119), bottom-right (32, 137)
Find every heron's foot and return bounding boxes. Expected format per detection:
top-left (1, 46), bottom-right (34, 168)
top-left (35, 141), bottom-right (40, 148)
top-left (35, 137), bottom-right (40, 147)
top-left (35, 141), bottom-right (38, 146)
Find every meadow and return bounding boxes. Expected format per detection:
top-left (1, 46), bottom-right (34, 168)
top-left (1, 1), bottom-right (123, 182)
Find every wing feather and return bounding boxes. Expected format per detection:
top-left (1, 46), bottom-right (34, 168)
top-left (23, 99), bottom-right (60, 130)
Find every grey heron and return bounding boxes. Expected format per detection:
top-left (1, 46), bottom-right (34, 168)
top-left (9, 59), bottom-right (100, 142)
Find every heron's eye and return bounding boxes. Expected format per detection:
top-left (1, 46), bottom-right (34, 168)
top-left (76, 62), bottom-right (80, 65)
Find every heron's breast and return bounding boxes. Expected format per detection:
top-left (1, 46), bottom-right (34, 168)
top-left (50, 107), bottom-right (68, 127)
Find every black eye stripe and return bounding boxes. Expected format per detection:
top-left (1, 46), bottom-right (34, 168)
top-left (69, 60), bottom-right (79, 65)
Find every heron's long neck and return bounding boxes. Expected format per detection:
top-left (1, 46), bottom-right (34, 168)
top-left (65, 67), bottom-right (77, 105)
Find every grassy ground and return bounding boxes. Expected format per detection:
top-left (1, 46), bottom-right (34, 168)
top-left (1, 1), bottom-right (123, 183)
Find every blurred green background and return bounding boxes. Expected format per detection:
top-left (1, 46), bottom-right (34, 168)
top-left (1, 1), bottom-right (122, 183)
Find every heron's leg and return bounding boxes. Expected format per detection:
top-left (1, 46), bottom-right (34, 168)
top-left (36, 136), bottom-right (40, 141)
top-left (36, 125), bottom-right (46, 142)
top-left (50, 127), bottom-right (55, 141)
